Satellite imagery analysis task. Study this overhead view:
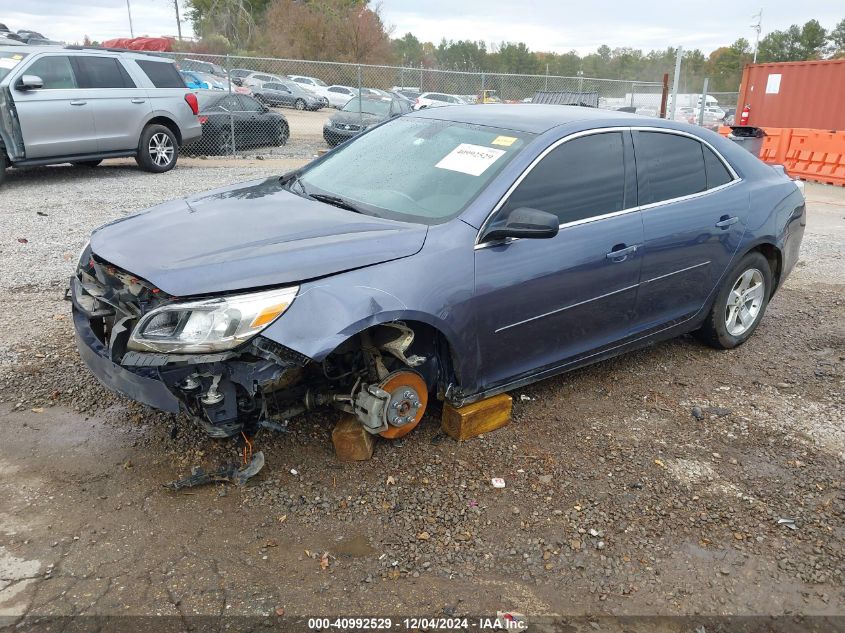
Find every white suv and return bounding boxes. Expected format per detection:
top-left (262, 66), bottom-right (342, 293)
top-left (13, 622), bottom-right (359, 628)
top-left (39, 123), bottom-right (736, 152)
top-left (413, 92), bottom-right (468, 110)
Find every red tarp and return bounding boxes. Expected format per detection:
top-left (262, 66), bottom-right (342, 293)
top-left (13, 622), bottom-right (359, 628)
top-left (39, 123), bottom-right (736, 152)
top-left (101, 37), bottom-right (173, 52)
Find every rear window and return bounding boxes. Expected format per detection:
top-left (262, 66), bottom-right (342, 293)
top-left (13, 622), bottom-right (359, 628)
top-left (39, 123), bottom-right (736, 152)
top-left (703, 145), bottom-right (733, 189)
top-left (136, 60), bottom-right (185, 88)
top-left (73, 56), bottom-right (135, 88)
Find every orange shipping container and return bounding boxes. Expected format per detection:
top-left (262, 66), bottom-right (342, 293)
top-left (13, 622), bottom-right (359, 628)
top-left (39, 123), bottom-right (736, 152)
top-left (736, 59), bottom-right (845, 130)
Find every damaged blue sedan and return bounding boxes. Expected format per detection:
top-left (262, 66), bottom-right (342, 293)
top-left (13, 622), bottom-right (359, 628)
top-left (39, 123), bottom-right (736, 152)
top-left (70, 105), bottom-right (805, 441)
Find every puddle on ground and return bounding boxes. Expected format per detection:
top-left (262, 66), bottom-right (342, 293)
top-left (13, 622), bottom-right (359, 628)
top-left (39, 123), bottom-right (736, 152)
top-left (332, 533), bottom-right (374, 558)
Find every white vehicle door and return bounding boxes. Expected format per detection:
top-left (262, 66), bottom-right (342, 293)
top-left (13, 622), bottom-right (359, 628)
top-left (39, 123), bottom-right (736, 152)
top-left (71, 55), bottom-right (152, 152)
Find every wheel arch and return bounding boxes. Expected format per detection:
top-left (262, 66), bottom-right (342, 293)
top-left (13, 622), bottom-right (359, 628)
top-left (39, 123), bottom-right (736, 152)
top-left (324, 315), bottom-right (462, 396)
top-left (741, 240), bottom-right (783, 297)
top-left (143, 115), bottom-right (182, 145)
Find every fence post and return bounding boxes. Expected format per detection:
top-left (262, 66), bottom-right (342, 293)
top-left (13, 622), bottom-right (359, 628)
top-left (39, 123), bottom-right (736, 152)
top-left (357, 65), bottom-right (363, 127)
top-left (226, 54), bottom-right (236, 158)
top-left (419, 64), bottom-right (423, 92)
top-left (669, 45), bottom-right (682, 121)
top-left (697, 77), bottom-right (709, 127)
top-left (659, 72), bottom-right (669, 118)
top-left (544, 64), bottom-right (548, 91)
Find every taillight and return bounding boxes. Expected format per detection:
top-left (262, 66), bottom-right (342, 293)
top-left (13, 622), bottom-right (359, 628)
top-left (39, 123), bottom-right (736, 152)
top-left (414, 98), bottom-right (420, 105)
top-left (198, 115), bottom-right (208, 124)
top-left (184, 92), bottom-right (199, 115)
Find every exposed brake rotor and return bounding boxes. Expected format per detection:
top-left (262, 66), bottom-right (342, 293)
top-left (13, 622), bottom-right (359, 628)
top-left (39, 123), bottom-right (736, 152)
top-left (377, 370), bottom-right (428, 439)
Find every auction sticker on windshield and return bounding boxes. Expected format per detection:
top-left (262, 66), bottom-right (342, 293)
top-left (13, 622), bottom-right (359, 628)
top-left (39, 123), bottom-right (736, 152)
top-left (436, 143), bottom-right (506, 176)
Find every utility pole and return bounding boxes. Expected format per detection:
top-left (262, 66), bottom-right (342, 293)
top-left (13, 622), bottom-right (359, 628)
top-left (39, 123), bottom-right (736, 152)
top-left (668, 45), bottom-right (683, 121)
top-left (751, 9), bottom-right (763, 63)
top-left (174, 0), bottom-right (182, 40)
top-left (126, 0), bottom-right (135, 37)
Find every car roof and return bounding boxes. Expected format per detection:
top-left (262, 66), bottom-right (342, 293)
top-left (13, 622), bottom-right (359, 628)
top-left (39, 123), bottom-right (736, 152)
top-left (409, 103), bottom-right (644, 133)
top-left (0, 44), bottom-right (181, 60)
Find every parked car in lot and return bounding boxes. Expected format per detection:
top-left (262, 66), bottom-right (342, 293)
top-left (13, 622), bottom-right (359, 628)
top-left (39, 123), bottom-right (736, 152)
top-left (70, 105), bottom-right (805, 444)
top-left (252, 80), bottom-right (326, 110)
top-left (413, 92), bottom-right (469, 109)
top-left (323, 94), bottom-right (411, 146)
top-left (181, 91), bottom-right (288, 155)
top-left (240, 71), bottom-right (288, 89)
top-left (0, 46), bottom-right (200, 184)
top-left (0, 35), bottom-right (25, 46)
top-left (325, 84), bottom-right (359, 108)
top-left (178, 58), bottom-right (226, 78)
top-left (228, 68), bottom-right (253, 83)
top-left (288, 74), bottom-right (332, 100)
top-left (392, 87), bottom-right (421, 102)
top-left (180, 70), bottom-right (217, 90)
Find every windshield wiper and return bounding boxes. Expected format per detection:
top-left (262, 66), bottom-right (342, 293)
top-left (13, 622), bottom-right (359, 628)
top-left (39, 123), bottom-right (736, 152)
top-left (309, 193), bottom-right (364, 214)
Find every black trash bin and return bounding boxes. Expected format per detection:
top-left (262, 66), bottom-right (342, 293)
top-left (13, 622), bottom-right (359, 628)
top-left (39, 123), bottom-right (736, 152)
top-left (727, 126), bottom-right (766, 157)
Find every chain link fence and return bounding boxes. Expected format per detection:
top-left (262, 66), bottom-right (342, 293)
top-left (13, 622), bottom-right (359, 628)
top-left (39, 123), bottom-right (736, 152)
top-left (159, 52), bottom-right (666, 159)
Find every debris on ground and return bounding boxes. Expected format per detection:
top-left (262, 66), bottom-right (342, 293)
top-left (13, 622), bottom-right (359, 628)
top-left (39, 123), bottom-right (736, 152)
top-left (777, 517), bottom-right (798, 530)
top-left (163, 451), bottom-right (265, 490)
top-left (491, 477), bottom-right (506, 488)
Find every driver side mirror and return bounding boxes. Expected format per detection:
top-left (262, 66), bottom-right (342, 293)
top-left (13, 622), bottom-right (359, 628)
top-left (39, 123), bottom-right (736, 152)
top-left (16, 74), bottom-right (44, 91)
top-left (481, 207), bottom-right (559, 243)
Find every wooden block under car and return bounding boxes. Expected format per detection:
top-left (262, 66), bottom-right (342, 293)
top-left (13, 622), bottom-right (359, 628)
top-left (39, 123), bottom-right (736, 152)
top-left (441, 393), bottom-right (512, 441)
top-left (331, 415), bottom-right (375, 461)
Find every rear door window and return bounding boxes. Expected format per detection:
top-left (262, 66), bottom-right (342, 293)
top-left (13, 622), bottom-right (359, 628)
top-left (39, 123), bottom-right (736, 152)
top-left (498, 131), bottom-right (628, 226)
top-left (73, 56), bottom-right (135, 88)
top-left (22, 55), bottom-right (77, 89)
top-left (635, 131), bottom-right (706, 204)
top-left (702, 145), bottom-right (734, 189)
top-left (136, 60), bottom-right (185, 88)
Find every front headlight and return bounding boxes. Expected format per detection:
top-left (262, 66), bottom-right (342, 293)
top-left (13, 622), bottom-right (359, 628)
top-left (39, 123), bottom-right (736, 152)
top-left (77, 240), bottom-right (91, 269)
top-left (127, 286), bottom-right (298, 353)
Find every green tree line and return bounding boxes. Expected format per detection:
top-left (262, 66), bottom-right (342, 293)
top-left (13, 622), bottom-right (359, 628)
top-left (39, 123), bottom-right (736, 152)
top-left (184, 1), bottom-right (845, 91)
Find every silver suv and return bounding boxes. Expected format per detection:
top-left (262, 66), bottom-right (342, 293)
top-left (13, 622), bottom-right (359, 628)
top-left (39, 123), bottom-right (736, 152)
top-left (0, 46), bottom-right (202, 184)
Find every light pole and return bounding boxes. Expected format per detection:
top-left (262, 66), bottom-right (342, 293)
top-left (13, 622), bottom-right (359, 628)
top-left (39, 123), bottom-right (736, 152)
top-left (751, 9), bottom-right (763, 63)
top-left (174, 0), bottom-right (182, 40)
top-left (126, 0), bottom-right (135, 37)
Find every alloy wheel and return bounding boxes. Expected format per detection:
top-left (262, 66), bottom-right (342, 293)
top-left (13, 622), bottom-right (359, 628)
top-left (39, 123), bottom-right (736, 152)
top-left (148, 132), bottom-right (174, 167)
top-left (725, 268), bottom-right (765, 336)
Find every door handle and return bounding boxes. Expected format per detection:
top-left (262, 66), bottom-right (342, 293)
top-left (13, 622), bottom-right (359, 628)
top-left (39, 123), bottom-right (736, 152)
top-left (69, 100), bottom-right (87, 106)
top-left (606, 243), bottom-right (639, 261)
top-left (715, 215), bottom-right (739, 228)
top-left (131, 98), bottom-right (146, 104)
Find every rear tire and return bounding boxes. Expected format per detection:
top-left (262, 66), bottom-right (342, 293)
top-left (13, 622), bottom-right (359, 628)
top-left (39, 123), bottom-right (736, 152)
top-left (217, 127), bottom-right (235, 155)
top-left (275, 122), bottom-right (289, 146)
top-left (135, 124), bottom-right (178, 173)
top-left (73, 159), bottom-right (102, 167)
top-left (294, 99), bottom-right (306, 111)
top-left (0, 151), bottom-right (6, 187)
top-left (694, 251), bottom-right (772, 349)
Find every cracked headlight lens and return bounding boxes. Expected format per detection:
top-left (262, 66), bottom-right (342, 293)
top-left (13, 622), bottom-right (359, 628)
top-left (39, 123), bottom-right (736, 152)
top-left (127, 286), bottom-right (298, 353)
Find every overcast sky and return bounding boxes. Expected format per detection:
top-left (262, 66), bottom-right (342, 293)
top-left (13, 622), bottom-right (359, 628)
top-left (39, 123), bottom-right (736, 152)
top-left (2, 0), bottom-right (841, 55)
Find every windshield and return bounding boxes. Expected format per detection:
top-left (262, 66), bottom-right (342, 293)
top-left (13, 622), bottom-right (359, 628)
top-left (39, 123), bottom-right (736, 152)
top-left (342, 98), bottom-right (391, 116)
top-left (313, 78), bottom-right (327, 86)
top-left (298, 117), bottom-right (533, 224)
top-left (0, 51), bottom-right (27, 82)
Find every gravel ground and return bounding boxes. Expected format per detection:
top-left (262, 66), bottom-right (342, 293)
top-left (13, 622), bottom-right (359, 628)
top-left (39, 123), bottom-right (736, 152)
top-left (0, 166), bottom-right (842, 624)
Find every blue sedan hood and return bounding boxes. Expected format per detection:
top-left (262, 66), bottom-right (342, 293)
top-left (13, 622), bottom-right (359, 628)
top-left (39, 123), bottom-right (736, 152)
top-left (90, 177), bottom-right (427, 296)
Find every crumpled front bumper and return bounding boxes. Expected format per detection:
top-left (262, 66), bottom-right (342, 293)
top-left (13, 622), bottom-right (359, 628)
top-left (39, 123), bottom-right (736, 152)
top-left (72, 305), bottom-right (181, 413)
